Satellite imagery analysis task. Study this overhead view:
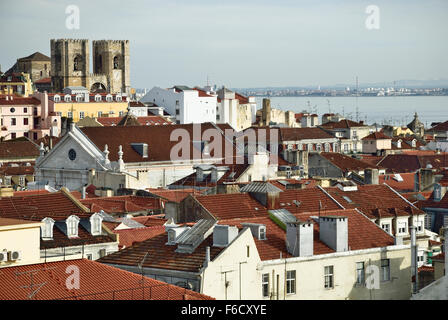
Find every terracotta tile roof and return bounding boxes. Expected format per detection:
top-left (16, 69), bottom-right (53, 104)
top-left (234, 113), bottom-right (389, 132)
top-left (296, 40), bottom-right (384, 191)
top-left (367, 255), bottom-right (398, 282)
top-left (379, 173), bottom-right (416, 192)
top-left (131, 215), bottom-right (167, 227)
top-left (194, 193), bottom-right (269, 220)
top-left (97, 115), bottom-right (170, 126)
top-left (277, 187), bottom-right (342, 213)
top-left (319, 119), bottom-right (367, 129)
top-left (34, 77), bottom-right (51, 84)
top-left (234, 92), bottom-right (249, 104)
top-left (419, 192), bottom-right (448, 209)
top-left (378, 154), bottom-right (448, 173)
top-left (192, 88), bottom-right (214, 97)
top-left (0, 190), bottom-right (89, 221)
top-left (0, 140), bottom-right (40, 160)
top-left (324, 184), bottom-right (425, 219)
top-left (418, 266), bottom-right (434, 273)
top-left (114, 225), bottom-right (166, 248)
top-left (432, 253), bottom-right (445, 261)
top-left (146, 188), bottom-right (203, 203)
top-left (430, 120), bottom-right (448, 132)
top-left (280, 127), bottom-right (335, 141)
top-left (80, 196), bottom-right (162, 215)
top-left (12, 189), bottom-right (51, 197)
top-left (268, 179), bottom-right (318, 190)
top-left (220, 208), bottom-right (395, 261)
top-left (18, 51), bottom-right (50, 61)
top-left (362, 132), bottom-right (391, 140)
top-left (319, 152), bottom-right (382, 171)
top-left (0, 217), bottom-right (40, 227)
top-left (0, 162), bottom-right (35, 176)
top-left (98, 232), bottom-right (225, 273)
top-left (80, 123), bottom-right (236, 163)
top-left (358, 155), bottom-right (385, 167)
top-left (0, 259), bottom-right (213, 300)
top-left (429, 239), bottom-right (442, 246)
top-left (0, 96), bottom-right (41, 106)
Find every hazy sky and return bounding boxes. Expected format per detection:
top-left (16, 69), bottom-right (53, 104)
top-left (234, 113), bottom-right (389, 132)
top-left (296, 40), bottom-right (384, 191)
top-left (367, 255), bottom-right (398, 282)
top-left (1, 0), bottom-right (447, 89)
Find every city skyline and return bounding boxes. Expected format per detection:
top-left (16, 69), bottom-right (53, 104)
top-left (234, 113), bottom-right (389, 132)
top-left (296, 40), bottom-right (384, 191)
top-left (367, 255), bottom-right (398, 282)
top-left (1, 0), bottom-right (447, 89)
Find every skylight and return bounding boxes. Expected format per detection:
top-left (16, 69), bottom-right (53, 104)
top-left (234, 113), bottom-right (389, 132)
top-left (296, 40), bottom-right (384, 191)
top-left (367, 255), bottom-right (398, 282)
top-left (342, 196), bottom-right (353, 203)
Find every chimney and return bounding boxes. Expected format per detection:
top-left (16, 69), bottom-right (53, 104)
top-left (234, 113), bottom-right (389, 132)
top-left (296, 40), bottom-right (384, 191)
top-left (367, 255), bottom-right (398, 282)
top-left (204, 246), bottom-right (211, 267)
top-left (210, 167), bottom-right (218, 183)
top-left (81, 186), bottom-right (86, 199)
top-left (213, 225), bottom-right (238, 247)
top-left (286, 221), bottom-right (314, 257)
top-left (418, 168), bottom-right (434, 191)
top-left (319, 216), bottom-right (348, 252)
top-left (365, 168), bottom-right (379, 185)
top-left (196, 166), bottom-right (204, 182)
top-left (262, 98), bottom-right (271, 126)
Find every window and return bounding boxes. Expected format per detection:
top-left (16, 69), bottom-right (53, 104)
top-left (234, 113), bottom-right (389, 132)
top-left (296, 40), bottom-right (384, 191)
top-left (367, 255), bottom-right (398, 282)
top-left (344, 144), bottom-right (349, 152)
top-left (11, 133), bottom-right (16, 139)
top-left (259, 227), bottom-right (266, 240)
top-left (324, 266), bottom-right (334, 289)
top-left (99, 249), bottom-right (106, 258)
top-left (119, 111), bottom-right (124, 117)
top-left (10, 107), bottom-right (15, 113)
top-left (64, 95), bottom-right (71, 102)
top-left (86, 254), bottom-right (93, 260)
top-left (95, 95), bottom-right (102, 102)
top-left (247, 245), bottom-right (250, 258)
top-left (67, 111), bottom-right (73, 119)
top-left (41, 218), bottom-right (55, 239)
top-left (76, 95), bottom-right (83, 102)
top-left (23, 118), bottom-right (29, 125)
top-left (98, 111), bottom-right (103, 117)
top-left (116, 95), bottom-right (122, 102)
top-left (106, 95), bottom-right (113, 102)
top-left (66, 216), bottom-right (80, 238)
top-left (19, 176), bottom-right (25, 186)
top-left (79, 111), bottom-right (85, 119)
top-left (23, 107), bottom-right (28, 113)
top-left (356, 262), bottom-right (365, 285)
top-left (176, 109), bottom-right (180, 115)
top-left (54, 95), bottom-right (61, 102)
top-left (324, 143), bottom-right (330, 152)
top-left (176, 100), bottom-right (179, 106)
top-left (381, 223), bottom-right (390, 234)
top-left (316, 144), bottom-right (322, 152)
top-left (416, 221), bottom-right (423, 233)
top-left (90, 214), bottom-right (102, 235)
top-left (262, 274), bottom-right (269, 297)
top-left (398, 221), bottom-right (407, 234)
top-left (286, 270), bottom-right (296, 294)
top-left (381, 259), bottom-right (390, 281)
top-left (308, 144), bottom-right (313, 151)
top-left (11, 118), bottom-right (16, 126)
top-left (113, 56), bottom-right (119, 69)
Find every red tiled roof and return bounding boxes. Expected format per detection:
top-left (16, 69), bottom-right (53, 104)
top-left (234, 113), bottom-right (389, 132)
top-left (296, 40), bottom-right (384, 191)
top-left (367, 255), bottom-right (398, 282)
top-left (378, 153), bottom-right (448, 173)
top-left (418, 266), bottom-right (434, 273)
top-left (195, 193), bottom-right (269, 220)
top-left (268, 179), bottom-right (318, 190)
top-left (146, 188), bottom-right (202, 203)
top-left (192, 88), bottom-right (214, 97)
top-left (429, 239), bottom-right (442, 246)
top-left (34, 77), bottom-right (51, 84)
top-left (430, 120), bottom-right (448, 132)
top-left (319, 119), bottom-right (367, 129)
top-left (0, 96), bottom-right (41, 106)
top-left (0, 140), bottom-right (40, 159)
top-left (379, 173), bottom-right (416, 192)
top-left (80, 196), bottom-right (162, 215)
top-left (220, 208), bottom-right (395, 261)
top-left (0, 259), bottom-right (213, 300)
top-left (0, 217), bottom-right (39, 227)
top-left (131, 215), bottom-right (167, 227)
top-left (0, 190), bottom-right (89, 221)
top-left (234, 92), bottom-right (249, 104)
top-left (280, 127), bottom-right (335, 141)
top-left (80, 123), bottom-right (237, 163)
top-left (362, 132), bottom-right (391, 140)
top-left (324, 185), bottom-right (425, 219)
top-left (319, 152), bottom-right (382, 171)
top-left (97, 116), bottom-right (171, 126)
top-left (0, 162), bottom-right (35, 176)
top-left (114, 225), bottom-right (166, 248)
top-left (98, 231), bottom-right (226, 273)
top-left (432, 253), bottom-right (445, 261)
top-left (13, 189), bottom-right (50, 197)
top-left (359, 155), bottom-right (385, 166)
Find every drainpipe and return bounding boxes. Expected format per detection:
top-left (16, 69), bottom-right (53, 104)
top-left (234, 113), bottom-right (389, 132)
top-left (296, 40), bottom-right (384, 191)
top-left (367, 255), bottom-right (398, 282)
top-left (410, 226), bottom-right (418, 293)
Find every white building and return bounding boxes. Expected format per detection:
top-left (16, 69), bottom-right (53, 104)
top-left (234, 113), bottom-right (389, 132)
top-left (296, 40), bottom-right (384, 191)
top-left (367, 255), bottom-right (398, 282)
top-left (140, 86), bottom-right (217, 124)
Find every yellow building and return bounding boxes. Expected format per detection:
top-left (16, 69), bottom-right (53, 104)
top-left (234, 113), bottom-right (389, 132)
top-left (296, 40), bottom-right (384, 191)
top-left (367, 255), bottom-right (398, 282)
top-left (0, 72), bottom-right (34, 97)
top-left (48, 92), bottom-right (129, 123)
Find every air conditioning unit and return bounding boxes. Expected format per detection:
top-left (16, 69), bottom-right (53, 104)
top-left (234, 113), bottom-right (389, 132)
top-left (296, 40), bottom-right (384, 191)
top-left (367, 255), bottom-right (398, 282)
top-left (0, 250), bottom-right (8, 262)
top-left (8, 251), bottom-right (21, 261)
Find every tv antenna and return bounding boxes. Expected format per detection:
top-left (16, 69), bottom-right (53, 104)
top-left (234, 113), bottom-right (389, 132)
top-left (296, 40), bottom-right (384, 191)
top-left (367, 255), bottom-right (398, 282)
top-left (15, 267), bottom-right (56, 300)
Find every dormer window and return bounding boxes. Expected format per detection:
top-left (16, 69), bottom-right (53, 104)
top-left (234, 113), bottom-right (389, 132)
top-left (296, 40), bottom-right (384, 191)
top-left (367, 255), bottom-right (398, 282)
top-left (41, 217), bottom-right (55, 240)
top-left (106, 94), bottom-right (113, 102)
top-left (89, 213), bottom-right (103, 236)
top-left (168, 229), bottom-right (176, 243)
top-left (64, 95), bottom-right (72, 102)
top-left (95, 94), bottom-right (102, 102)
top-left (76, 94), bottom-right (83, 102)
top-left (116, 95), bottom-right (122, 102)
top-left (411, 139), bottom-right (416, 148)
top-left (259, 226), bottom-right (266, 240)
top-left (66, 215), bottom-right (80, 238)
top-left (434, 184), bottom-right (442, 201)
top-left (397, 139), bottom-right (402, 149)
top-left (54, 95), bottom-right (61, 102)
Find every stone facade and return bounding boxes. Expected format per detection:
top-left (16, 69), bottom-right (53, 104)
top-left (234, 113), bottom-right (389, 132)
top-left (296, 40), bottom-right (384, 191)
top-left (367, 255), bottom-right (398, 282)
top-left (50, 39), bottom-right (130, 94)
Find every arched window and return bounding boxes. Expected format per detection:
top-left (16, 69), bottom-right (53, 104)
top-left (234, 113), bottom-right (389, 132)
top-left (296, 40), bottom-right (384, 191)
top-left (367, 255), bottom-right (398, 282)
top-left (113, 56), bottom-right (119, 69)
top-left (73, 55), bottom-right (82, 71)
top-left (106, 94), bottom-right (113, 102)
top-left (66, 215), bottom-right (80, 238)
top-left (64, 94), bottom-right (72, 102)
top-left (89, 213), bottom-right (103, 236)
top-left (54, 94), bottom-right (61, 102)
top-left (115, 95), bottom-right (122, 102)
top-left (41, 217), bottom-right (55, 239)
top-left (95, 94), bottom-right (102, 102)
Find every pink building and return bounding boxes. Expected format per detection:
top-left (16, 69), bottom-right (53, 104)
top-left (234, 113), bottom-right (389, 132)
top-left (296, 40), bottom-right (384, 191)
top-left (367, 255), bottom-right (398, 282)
top-left (0, 94), bottom-right (60, 141)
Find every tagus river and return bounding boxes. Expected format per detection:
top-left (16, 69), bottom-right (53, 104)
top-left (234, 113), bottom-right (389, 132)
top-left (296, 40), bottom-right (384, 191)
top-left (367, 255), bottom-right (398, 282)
top-left (255, 96), bottom-right (448, 127)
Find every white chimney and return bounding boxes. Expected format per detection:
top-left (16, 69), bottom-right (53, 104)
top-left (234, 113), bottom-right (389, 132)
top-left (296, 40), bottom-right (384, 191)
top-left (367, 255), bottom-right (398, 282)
top-left (213, 225), bottom-right (238, 247)
top-left (319, 216), bottom-right (348, 252)
top-left (204, 246), bottom-right (211, 267)
top-left (286, 221), bottom-right (314, 257)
